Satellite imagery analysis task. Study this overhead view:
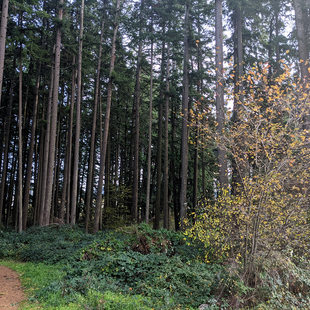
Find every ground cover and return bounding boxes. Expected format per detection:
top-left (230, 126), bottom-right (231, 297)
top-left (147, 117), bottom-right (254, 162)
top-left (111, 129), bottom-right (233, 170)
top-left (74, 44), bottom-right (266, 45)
top-left (1, 225), bottom-right (310, 309)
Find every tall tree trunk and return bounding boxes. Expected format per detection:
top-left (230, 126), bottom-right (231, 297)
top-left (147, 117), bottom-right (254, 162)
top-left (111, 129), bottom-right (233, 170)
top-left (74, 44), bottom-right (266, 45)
top-left (179, 0), bottom-right (190, 227)
top-left (132, 0), bottom-right (144, 223)
top-left (43, 0), bottom-right (64, 226)
top-left (94, 0), bottom-right (121, 233)
top-left (154, 34), bottom-right (166, 230)
top-left (71, 0), bottom-right (84, 225)
top-left (23, 65), bottom-right (40, 230)
top-left (85, 18), bottom-right (105, 232)
top-left (163, 44), bottom-right (170, 229)
top-left (0, 80), bottom-right (13, 225)
top-left (39, 67), bottom-right (54, 226)
top-left (231, 4), bottom-right (244, 194)
top-left (293, 0), bottom-right (310, 82)
top-left (0, 0), bottom-right (9, 105)
top-left (62, 56), bottom-right (76, 224)
top-left (18, 57), bottom-right (23, 232)
top-left (215, 0), bottom-right (228, 189)
top-left (145, 21), bottom-right (154, 224)
top-left (193, 17), bottom-right (203, 210)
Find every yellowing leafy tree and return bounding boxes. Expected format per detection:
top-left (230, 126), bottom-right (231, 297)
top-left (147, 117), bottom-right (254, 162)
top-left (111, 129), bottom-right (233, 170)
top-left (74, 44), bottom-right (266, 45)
top-left (185, 63), bottom-right (310, 278)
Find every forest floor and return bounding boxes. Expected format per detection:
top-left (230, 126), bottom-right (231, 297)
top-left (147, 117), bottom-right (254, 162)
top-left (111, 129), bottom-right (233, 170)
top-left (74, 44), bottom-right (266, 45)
top-left (0, 265), bottom-right (25, 309)
top-left (1, 225), bottom-right (310, 309)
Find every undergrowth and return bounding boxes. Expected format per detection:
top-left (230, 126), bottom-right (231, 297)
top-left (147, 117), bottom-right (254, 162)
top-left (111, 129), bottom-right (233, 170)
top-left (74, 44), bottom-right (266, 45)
top-left (1, 224), bottom-right (310, 309)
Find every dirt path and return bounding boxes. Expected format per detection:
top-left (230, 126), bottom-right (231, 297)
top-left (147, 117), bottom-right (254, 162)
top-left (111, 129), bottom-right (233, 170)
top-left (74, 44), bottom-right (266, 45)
top-left (0, 266), bottom-right (25, 309)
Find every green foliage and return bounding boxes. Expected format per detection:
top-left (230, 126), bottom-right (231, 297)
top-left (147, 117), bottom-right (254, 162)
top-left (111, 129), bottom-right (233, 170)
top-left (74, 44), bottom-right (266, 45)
top-left (3, 225), bottom-right (310, 309)
top-left (0, 226), bottom-right (94, 263)
top-left (0, 225), bottom-right (227, 309)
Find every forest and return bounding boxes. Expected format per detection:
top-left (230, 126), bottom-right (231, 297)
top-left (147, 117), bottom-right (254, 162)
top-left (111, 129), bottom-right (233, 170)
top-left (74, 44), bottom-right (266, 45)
top-left (0, 0), bottom-right (309, 308)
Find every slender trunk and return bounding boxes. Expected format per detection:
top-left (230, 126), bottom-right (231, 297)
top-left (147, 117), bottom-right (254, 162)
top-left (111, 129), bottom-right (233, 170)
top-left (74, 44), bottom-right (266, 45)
top-left (23, 66), bottom-right (40, 230)
top-left (6, 139), bottom-right (17, 227)
top-left (179, 0), bottom-right (190, 226)
top-left (94, 0), bottom-right (121, 233)
top-left (132, 1), bottom-right (144, 222)
top-left (193, 18), bottom-right (203, 210)
top-left (215, 0), bottom-right (228, 189)
top-left (231, 5), bottom-right (244, 194)
top-left (154, 35), bottom-right (166, 230)
top-left (39, 67), bottom-right (54, 225)
top-left (71, 0), bottom-right (84, 225)
top-left (18, 58), bottom-right (23, 233)
top-left (0, 0), bottom-right (9, 105)
top-left (145, 22), bottom-right (154, 224)
top-left (293, 0), bottom-right (310, 82)
top-left (163, 44), bottom-right (170, 229)
top-left (0, 81), bottom-right (13, 225)
top-left (85, 18), bottom-right (105, 232)
top-left (43, 0), bottom-right (64, 225)
top-left (64, 57), bottom-right (76, 224)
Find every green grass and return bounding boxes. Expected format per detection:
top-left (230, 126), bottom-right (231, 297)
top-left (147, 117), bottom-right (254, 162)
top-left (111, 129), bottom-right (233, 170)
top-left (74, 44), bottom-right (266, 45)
top-left (0, 260), bottom-right (69, 309)
top-left (0, 260), bottom-right (157, 310)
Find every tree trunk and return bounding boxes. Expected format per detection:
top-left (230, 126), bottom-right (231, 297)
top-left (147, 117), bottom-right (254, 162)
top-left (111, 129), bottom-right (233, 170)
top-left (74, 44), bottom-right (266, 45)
top-left (39, 67), bottom-right (54, 226)
top-left (145, 21), bottom-right (154, 224)
top-left (154, 34), bottom-right (166, 230)
top-left (163, 43), bottom-right (170, 229)
top-left (94, 0), bottom-right (121, 233)
top-left (23, 65), bottom-right (40, 230)
top-left (85, 18), bottom-right (105, 232)
top-left (0, 0), bottom-right (9, 105)
top-left (231, 4), bottom-right (244, 194)
top-left (179, 0), bottom-right (190, 227)
top-left (18, 57), bottom-right (23, 233)
top-left (215, 0), bottom-right (228, 189)
top-left (0, 81), bottom-right (13, 225)
top-left (132, 0), bottom-right (144, 223)
top-left (43, 0), bottom-right (64, 226)
top-left (71, 0), bottom-right (84, 225)
top-left (293, 0), bottom-right (310, 82)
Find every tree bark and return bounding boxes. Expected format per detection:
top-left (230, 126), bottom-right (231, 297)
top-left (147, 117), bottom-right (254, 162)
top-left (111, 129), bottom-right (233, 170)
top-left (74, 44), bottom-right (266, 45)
top-left (231, 4), bottom-right (244, 194)
top-left (0, 0), bottom-right (9, 105)
top-left (0, 80), bottom-right (13, 225)
top-left (94, 0), bottom-right (121, 233)
top-left (145, 21), bottom-right (154, 224)
top-left (163, 43), bottom-right (170, 229)
top-left (132, 0), bottom-right (144, 223)
top-left (23, 65), bottom-right (40, 230)
top-left (293, 0), bottom-right (310, 82)
top-left (85, 18), bottom-right (105, 232)
top-left (18, 57), bottom-right (23, 232)
top-left (215, 0), bottom-right (228, 189)
top-left (43, 0), bottom-right (64, 226)
top-left (179, 0), bottom-right (190, 227)
top-left (154, 35), bottom-right (166, 230)
top-left (71, 0), bottom-right (84, 225)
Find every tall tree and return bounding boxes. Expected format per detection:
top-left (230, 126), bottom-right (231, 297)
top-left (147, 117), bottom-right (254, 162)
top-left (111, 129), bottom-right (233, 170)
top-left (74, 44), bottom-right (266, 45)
top-left (132, 0), bottom-right (144, 223)
top-left (293, 0), bottom-right (310, 82)
top-left (0, 0), bottom-right (9, 105)
top-left (94, 0), bottom-right (121, 233)
top-left (179, 0), bottom-right (190, 227)
top-left (163, 43), bottom-right (170, 229)
top-left (71, 0), bottom-right (85, 225)
top-left (215, 0), bottom-right (228, 189)
top-left (23, 65), bottom-right (41, 229)
top-left (145, 17), bottom-right (154, 224)
top-left (231, 2), bottom-right (244, 193)
top-left (42, 0), bottom-right (64, 225)
top-left (18, 50), bottom-right (23, 233)
top-left (85, 17), bottom-right (105, 232)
